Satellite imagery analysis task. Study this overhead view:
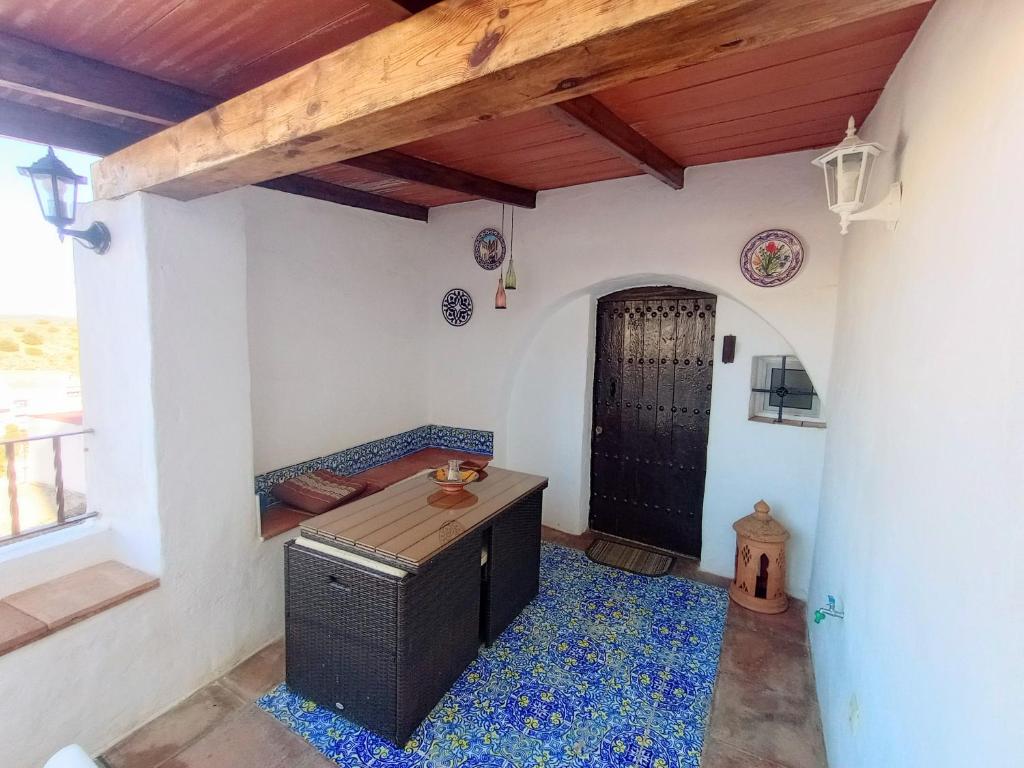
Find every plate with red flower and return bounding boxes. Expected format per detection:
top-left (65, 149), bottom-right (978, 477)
top-left (740, 229), bottom-right (804, 287)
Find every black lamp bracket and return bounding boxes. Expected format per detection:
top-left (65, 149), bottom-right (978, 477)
top-left (59, 221), bottom-right (110, 254)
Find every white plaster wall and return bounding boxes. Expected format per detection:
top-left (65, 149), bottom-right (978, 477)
top-left (427, 154), bottom-right (839, 595)
top-left (245, 187), bottom-right (432, 473)
top-left (702, 298), bottom-right (825, 597)
top-left (506, 290), bottom-right (824, 597)
top-left (808, 1), bottom-right (1024, 766)
top-left (506, 295), bottom-right (594, 535)
top-left (0, 191), bottom-right (292, 768)
top-left (0, 194), bottom-right (155, 595)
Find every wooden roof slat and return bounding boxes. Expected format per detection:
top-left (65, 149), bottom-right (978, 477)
top-left (90, 0), bottom-right (933, 202)
top-left (635, 67), bottom-right (895, 139)
top-left (598, 5), bottom-right (931, 106)
top-left (684, 131), bottom-right (850, 167)
top-left (652, 92), bottom-right (882, 148)
top-left (608, 32), bottom-right (915, 126)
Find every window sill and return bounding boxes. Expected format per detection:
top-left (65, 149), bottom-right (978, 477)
top-left (748, 415), bottom-right (827, 429)
top-left (0, 560), bottom-right (158, 657)
top-left (0, 517), bottom-right (108, 566)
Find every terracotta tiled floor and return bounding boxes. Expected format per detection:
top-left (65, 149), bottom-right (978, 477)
top-left (101, 528), bottom-right (826, 768)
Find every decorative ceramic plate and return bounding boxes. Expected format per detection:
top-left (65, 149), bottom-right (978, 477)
top-left (474, 228), bottom-right (506, 270)
top-left (740, 229), bottom-right (805, 287)
top-left (442, 288), bottom-right (474, 326)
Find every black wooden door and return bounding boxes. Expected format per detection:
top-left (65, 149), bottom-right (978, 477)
top-left (589, 287), bottom-right (716, 557)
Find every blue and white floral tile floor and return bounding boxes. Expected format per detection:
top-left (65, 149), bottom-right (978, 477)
top-left (258, 543), bottom-right (729, 768)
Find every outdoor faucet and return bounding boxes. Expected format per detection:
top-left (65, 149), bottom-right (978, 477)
top-left (814, 595), bottom-right (844, 624)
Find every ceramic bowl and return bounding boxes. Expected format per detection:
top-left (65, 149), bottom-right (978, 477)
top-left (430, 467), bottom-right (479, 494)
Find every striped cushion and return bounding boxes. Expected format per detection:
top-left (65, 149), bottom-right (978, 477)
top-left (271, 470), bottom-right (366, 515)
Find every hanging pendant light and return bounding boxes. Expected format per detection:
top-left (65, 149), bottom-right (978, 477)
top-left (504, 207), bottom-right (517, 290)
top-left (495, 268), bottom-right (507, 309)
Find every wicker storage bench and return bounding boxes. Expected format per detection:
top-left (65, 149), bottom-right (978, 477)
top-left (285, 472), bottom-right (546, 746)
top-left (285, 533), bottom-right (482, 744)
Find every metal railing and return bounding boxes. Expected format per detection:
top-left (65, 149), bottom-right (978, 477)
top-left (1, 427), bottom-right (95, 545)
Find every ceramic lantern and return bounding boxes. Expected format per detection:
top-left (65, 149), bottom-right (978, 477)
top-left (730, 500), bottom-right (790, 614)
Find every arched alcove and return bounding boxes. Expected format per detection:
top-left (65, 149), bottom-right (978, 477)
top-left (502, 275), bottom-right (826, 598)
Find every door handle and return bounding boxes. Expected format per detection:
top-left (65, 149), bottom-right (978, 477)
top-left (595, 425), bottom-right (604, 436)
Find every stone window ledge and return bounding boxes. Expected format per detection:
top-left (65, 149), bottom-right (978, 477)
top-left (748, 415), bottom-right (827, 429)
top-left (0, 561), bottom-right (158, 657)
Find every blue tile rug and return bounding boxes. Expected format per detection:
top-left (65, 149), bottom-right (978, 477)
top-left (258, 543), bottom-right (728, 767)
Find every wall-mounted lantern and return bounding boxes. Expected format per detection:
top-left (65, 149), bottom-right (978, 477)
top-left (813, 117), bottom-right (901, 235)
top-left (18, 147), bottom-right (110, 254)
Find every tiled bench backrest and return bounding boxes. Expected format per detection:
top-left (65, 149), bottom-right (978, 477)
top-left (254, 424), bottom-right (493, 510)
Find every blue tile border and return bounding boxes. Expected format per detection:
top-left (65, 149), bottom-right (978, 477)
top-left (254, 424), bottom-right (493, 507)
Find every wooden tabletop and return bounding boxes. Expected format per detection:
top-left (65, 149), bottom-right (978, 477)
top-left (300, 466), bottom-right (548, 571)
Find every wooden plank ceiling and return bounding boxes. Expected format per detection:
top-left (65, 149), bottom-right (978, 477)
top-left (0, 0), bottom-right (932, 218)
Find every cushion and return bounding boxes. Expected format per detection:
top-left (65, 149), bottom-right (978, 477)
top-left (271, 470), bottom-right (366, 515)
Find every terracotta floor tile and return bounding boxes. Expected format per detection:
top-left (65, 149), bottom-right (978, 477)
top-left (5, 561), bottom-right (158, 631)
top-left (726, 599), bottom-right (809, 646)
top-left (670, 557), bottom-right (732, 589)
top-left (220, 640), bottom-right (285, 699)
top-left (718, 624), bottom-right (814, 697)
top-left (540, 526), bottom-right (595, 551)
top-left (160, 705), bottom-right (334, 768)
top-left (0, 601), bottom-right (48, 655)
top-left (700, 737), bottom-right (789, 768)
top-left (708, 671), bottom-right (827, 768)
top-left (104, 683), bottom-right (245, 768)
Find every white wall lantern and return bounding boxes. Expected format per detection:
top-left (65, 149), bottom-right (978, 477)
top-left (813, 117), bottom-right (901, 235)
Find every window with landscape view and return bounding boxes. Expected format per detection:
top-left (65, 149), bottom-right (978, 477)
top-left (0, 136), bottom-right (97, 544)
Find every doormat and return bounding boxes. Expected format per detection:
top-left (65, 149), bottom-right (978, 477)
top-left (585, 537), bottom-right (675, 577)
top-left (259, 542), bottom-right (728, 767)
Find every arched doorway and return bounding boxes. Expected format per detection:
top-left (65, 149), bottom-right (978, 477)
top-left (589, 286), bottom-right (716, 558)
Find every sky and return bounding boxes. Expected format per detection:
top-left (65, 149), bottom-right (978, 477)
top-left (0, 136), bottom-right (98, 318)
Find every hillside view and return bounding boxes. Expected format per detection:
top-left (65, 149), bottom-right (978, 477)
top-left (0, 315), bottom-right (79, 374)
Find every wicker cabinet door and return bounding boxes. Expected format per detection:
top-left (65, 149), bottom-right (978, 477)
top-left (284, 544), bottom-right (399, 735)
top-left (589, 288), bottom-right (716, 557)
top-left (484, 490), bottom-right (543, 644)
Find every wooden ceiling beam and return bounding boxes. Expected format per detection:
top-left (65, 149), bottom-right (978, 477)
top-left (90, 0), bottom-right (930, 202)
top-left (342, 150), bottom-right (536, 208)
top-left (0, 32), bottom-right (215, 126)
top-left (256, 175), bottom-right (428, 221)
top-left (0, 99), bottom-right (141, 156)
top-left (551, 96), bottom-right (685, 189)
top-left (0, 98), bottom-right (423, 221)
top-left (0, 28), bottom-right (529, 215)
top-left (0, 34), bottom-right (437, 221)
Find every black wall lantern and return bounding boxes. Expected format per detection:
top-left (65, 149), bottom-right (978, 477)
top-left (18, 147), bottom-right (110, 254)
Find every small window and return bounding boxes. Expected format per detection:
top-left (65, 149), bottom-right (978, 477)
top-left (749, 355), bottom-right (824, 427)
